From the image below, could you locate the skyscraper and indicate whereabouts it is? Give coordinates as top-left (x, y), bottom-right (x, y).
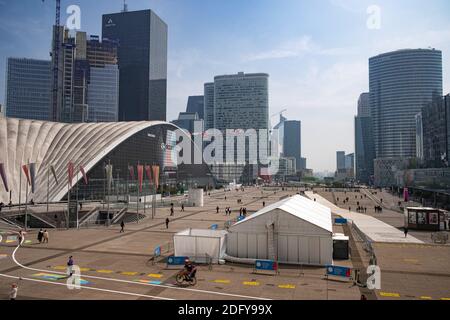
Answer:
top-left (214, 72), bottom-right (269, 132)
top-left (204, 72), bottom-right (269, 183)
top-left (86, 36), bottom-right (120, 122)
top-left (204, 82), bottom-right (215, 130)
top-left (369, 49), bottom-right (443, 186)
top-left (421, 95), bottom-right (449, 167)
top-left (369, 49), bottom-right (442, 159)
top-left (5, 58), bottom-right (52, 121)
top-left (336, 151), bottom-right (346, 171)
top-left (51, 30), bottom-right (119, 123)
top-left (186, 96), bottom-right (204, 120)
top-left (283, 120), bottom-right (302, 170)
top-left (102, 9), bottom-right (168, 121)
top-left (355, 92), bottom-right (375, 184)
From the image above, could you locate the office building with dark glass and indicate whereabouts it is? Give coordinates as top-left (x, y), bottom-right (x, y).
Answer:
top-left (5, 58), bottom-right (52, 120)
top-left (355, 92), bottom-right (375, 184)
top-left (369, 49), bottom-right (443, 186)
top-left (102, 9), bottom-right (168, 121)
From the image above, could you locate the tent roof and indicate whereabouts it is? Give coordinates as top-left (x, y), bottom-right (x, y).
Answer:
top-left (232, 195), bottom-right (333, 233)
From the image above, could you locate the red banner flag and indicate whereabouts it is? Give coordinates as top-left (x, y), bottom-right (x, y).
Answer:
top-left (80, 165), bottom-right (88, 185)
top-left (0, 163), bottom-right (9, 192)
top-left (68, 162), bottom-right (74, 188)
top-left (145, 165), bottom-right (152, 183)
top-left (137, 165), bottom-right (144, 193)
top-left (128, 165), bottom-right (135, 181)
top-left (152, 165), bottom-right (160, 189)
top-left (22, 164), bottom-right (31, 186)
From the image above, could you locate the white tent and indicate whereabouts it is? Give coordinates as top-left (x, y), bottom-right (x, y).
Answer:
top-left (174, 229), bottom-right (227, 264)
top-left (226, 195), bottom-right (333, 266)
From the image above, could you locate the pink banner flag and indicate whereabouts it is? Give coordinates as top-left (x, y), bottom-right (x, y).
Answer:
top-left (68, 162), bottom-right (74, 188)
top-left (152, 165), bottom-right (160, 189)
top-left (22, 165), bottom-right (31, 186)
top-left (0, 163), bottom-right (9, 192)
top-left (145, 165), bottom-right (152, 183)
top-left (137, 165), bottom-right (144, 193)
top-left (403, 188), bottom-right (409, 202)
top-left (80, 165), bottom-right (88, 185)
top-left (128, 165), bottom-right (135, 181)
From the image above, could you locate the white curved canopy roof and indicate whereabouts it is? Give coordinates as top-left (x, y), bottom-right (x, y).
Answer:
top-left (0, 117), bottom-right (177, 204)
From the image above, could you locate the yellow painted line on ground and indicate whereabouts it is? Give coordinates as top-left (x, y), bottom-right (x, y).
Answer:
top-left (213, 280), bottom-right (230, 284)
top-left (147, 274), bottom-right (163, 278)
top-left (440, 298), bottom-right (450, 301)
top-left (5, 240), bottom-right (16, 243)
top-left (243, 281), bottom-right (260, 286)
top-left (380, 292), bottom-right (401, 298)
top-left (120, 272), bottom-right (138, 276)
top-left (420, 296), bottom-right (433, 300)
top-left (52, 266), bottom-right (67, 270)
top-left (403, 259), bottom-right (419, 263)
top-left (278, 284), bottom-right (296, 289)
top-left (80, 268), bottom-right (91, 272)
top-left (96, 269), bottom-right (114, 274)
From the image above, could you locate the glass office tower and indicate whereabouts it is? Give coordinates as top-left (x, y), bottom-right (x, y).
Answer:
top-left (5, 58), bottom-right (52, 120)
top-left (369, 49), bottom-right (443, 159)
top-left (102, 9), bottom-right (168, 121)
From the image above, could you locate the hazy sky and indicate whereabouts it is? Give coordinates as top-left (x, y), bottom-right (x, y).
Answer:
top-left (0, 0), bottom-right (449, 172)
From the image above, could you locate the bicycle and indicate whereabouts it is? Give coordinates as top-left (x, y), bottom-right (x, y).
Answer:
top-left (175, 270), bottom-right (197, 286)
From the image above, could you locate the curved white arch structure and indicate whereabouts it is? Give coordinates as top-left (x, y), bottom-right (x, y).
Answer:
top-left (0, 117), bottom-right (180, 204)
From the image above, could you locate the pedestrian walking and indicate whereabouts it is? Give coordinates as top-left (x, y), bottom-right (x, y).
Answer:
top-left (18, 229), bottom-right (25, 245)
top-left (120, 221), bottom-right (125, 233)
top-left (79, 202), bottom-right (83, 211)
top-left (216, 206), bottom-right (219, 214)
top-left (181, 204), bottom-right (185, 212)
top-left (9, 283), bottom-right (18, 301)
top-left (404, 227), bottom-right (408, 238)
top-left (43, 230), bottom-right (49, 243)
top-left (37, 229), bottom-right (44, 244)
top-left (67, 256), bottom-right (74, 276)
top-left (170, 207), bottom-right (174, 216)
top-left (262, 201), bottom-right (265, 207)
top-left (165, 218), bottom-right (170, 229)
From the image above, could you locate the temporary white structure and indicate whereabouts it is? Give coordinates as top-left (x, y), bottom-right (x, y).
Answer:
top-left (187, 188), bottom-right (204, 207)
top-left (226, 195), bottom-right (333, 266)
top-left (174, 229), bottom-right (227, 264)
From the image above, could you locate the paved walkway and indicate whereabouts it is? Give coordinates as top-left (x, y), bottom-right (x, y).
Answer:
top-left (305, 191), bottom-right (423, 244)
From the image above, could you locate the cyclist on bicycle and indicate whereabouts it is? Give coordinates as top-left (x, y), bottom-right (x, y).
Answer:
top-left (183, 258), bottom-right (197, 281)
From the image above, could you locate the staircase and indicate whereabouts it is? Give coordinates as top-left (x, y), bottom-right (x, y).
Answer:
top-left (111, 207), bottom-right (128, 224)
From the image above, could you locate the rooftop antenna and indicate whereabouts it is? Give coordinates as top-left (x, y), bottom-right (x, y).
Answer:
top-left (122, 0), bottom-right (128, 12)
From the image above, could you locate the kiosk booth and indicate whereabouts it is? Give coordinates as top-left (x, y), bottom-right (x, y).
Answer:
top-left (405, 207), bottom-right (449, 231)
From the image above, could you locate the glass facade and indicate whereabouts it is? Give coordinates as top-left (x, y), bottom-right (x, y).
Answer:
top-left (102, 9), bottom-right (168, 121)
top-left (421, 95), bottom-right (448, 167)
top-left (355, 93), bottom-right (375, 183)
top-left (186, 95), bottom-right (204, 120)
top-left (72, 124), bottom-right (176, 201)
top-left (283, 120), bottom-right (302, 171)
top-left (5, 58), bottom-right (52, 120)
top-left (87, 65), bottom-right (119, 122)
top-left (204, 82), bottom-right (215, 130)
top-left (369, 49), bottom-right (443, 159)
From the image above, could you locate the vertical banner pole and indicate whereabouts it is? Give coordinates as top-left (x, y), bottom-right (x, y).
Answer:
top-left (18, 166), bottom-right (22, 216)
top-left (46, 165), bottom-right (49, 216)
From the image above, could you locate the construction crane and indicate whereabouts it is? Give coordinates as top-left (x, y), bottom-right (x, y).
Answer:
top-left (42, 0), bottom-right (61, 122)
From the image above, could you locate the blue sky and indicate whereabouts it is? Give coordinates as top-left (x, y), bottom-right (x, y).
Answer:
top-left (1, 0), bottom-right (449, 171)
